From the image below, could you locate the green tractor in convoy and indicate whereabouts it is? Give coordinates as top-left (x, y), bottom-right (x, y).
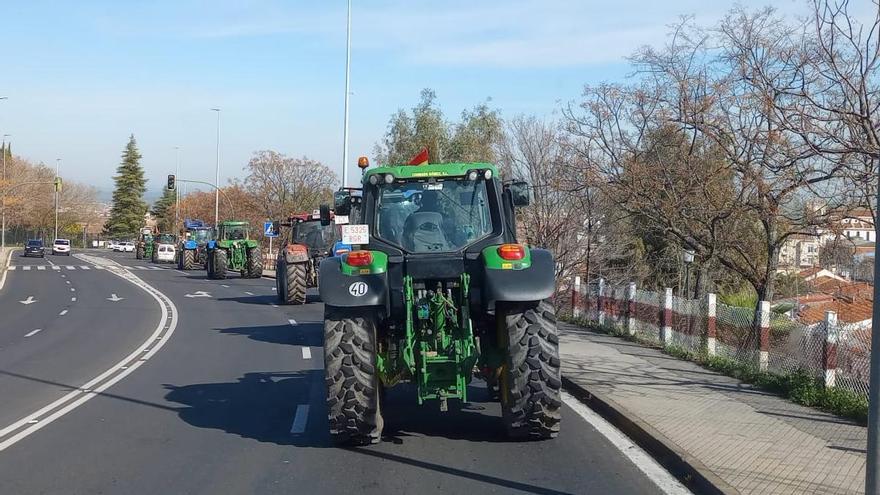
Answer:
top-left (135, 227), bottom-right (155, 260)
top-left (206, 220), bottom-right (263, 280)
top-left (318, 158), bottom-right (561, 445)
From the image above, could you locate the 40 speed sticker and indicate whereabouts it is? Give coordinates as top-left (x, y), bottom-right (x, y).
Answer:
top-left (348, 281), bottom-right (368, 297)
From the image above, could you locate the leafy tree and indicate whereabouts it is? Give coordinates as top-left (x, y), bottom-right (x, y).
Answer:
top-left (375, 88), bottom-right (501, 164)
top-left (104, 135), bottom-right (147, 238)
top-left (151, 186), bottom-right (177, 233)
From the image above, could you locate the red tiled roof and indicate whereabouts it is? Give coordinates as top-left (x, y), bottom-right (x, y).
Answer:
top-left (799, 298), bottom-right (874, 324)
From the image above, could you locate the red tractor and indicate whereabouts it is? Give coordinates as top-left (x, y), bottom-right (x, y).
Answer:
top-left (275, 210), bottom-right (339, 304)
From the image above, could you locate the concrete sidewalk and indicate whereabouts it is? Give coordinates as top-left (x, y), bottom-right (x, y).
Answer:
top-left (560, 323), bottom-right (866, 495)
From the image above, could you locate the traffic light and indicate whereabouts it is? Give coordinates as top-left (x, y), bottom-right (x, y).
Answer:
top-left (167, 174), bottom-right (176, 190)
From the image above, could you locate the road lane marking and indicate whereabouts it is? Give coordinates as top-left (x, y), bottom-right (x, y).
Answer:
top-left (70, 288), bottom-right (75, 292)
top-left (59, 310), bottom-right (68, 316)
top-left (37, 265), bottom-right (45, 270)
top-left (245, 291), bottom-right (254, 296)
top-left (184, 291), bottom-right (212, 298)
top-left (65, 265), bottom-right (75, 270)
top-left (271, 304), bottom-right (278, 308)
top-left (22, 266), bottom-right (30, 271)
top-left (45, 258), bottom-right (55, 266)
top-left (71, 297), bottom-right (76, 302)
top-left (221, 284), bottom-right (229, 288)
top-left (290, 405), bottom-right (310, 434)
top-left (107, 293), bottom-right (124, 302)
top-left (51, 266), bottom-right (60, 270)
top-left (0, 253), bottom-right (180, 452)
top-left (65, 280), bottom-right (70, 284)
top-left (79, 266), bottom-right (89, 270)
top-left (561, 392), bottom-right (691, 495)
top-left (24, 329), bottom-right (42, 338)
top-left (0, 249), bottom-right (16, 291)
top-left (301, 347), bottom-right (312, 359)
top-left (19, 296), bottom-right (37, 305)
top-left (6, 265), bottom-right (15, 271)
top-left (289, 319), bottom-right (297, 326)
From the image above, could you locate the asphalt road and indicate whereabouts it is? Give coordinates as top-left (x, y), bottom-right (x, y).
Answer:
top-left (0, 248), bottom-right (684, 494)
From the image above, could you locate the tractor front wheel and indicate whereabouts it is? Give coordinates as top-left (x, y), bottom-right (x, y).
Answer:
top-left (498, 300), bottom-right (562, 440)
top-left (324, 308), bottom-right (383, 445)
top-left (211, 249), bottom-right (227, 280)
top-left (280, 259), bottom-right (307, 305)
top-left (246, 246), bottom-right (263, 278)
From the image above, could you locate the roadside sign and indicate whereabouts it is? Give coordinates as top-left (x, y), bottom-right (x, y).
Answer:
top-left (264, 221), bottom-right (278, 238)
top-left (342, 224), bottom-right (369, 245)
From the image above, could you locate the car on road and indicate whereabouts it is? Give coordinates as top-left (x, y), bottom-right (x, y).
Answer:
top-left (52, 239), bottom-right (71, 256)
top-left (121, 242), bottom-right (135, 253)
top-left (155, 244), bottom-right (176, 263)
top-left (23, 239), bottom-right (45, 258)
top-left (107, 240), bottom-right (120, 250)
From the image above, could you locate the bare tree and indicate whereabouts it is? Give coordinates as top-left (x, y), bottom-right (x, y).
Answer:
top-left (237, 151), bottom-right (337, 221)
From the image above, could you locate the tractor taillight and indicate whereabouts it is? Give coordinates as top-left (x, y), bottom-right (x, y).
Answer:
top-left (497, 244), bottom-right (525, 261)
top-left (346, 250), bottom-right (373, 267)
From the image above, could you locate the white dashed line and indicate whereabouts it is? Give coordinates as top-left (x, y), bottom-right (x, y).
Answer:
top-left (58, 310), bottom-right (68, 316)
top-left (71, 297), bottom-right (76, 302)
top-left (221, 284), bottom-right (229, 288)
top-left (70, 288), bottom-right (75, 292)
top-left (37, 266), bottom-right (45, 270)
top-left (245, 291), bottom-right (254, 296)
top-left (22, 266), bottom-right (31, 271)
top-left (290, 405), bottom-right (310, 434)
top-left (301, 347), bottom-right (312, 359)
top-left (65, 265), bottom-right (75, 270)
top-left (24, 329), bottom-right (42, 338)
top-left (65, 280), bottom-right (70, 284)
top-left (288, 319), bottom-right (297, 326)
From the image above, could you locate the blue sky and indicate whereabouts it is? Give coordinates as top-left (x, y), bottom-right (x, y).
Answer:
top-left (0, 0), bottom-right (817, 199)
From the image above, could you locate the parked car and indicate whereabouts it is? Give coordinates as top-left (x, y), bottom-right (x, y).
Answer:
top-left (122, 242), bottom-right (135, 253)
top-left (23, 239), bottom-right (45, 258)
top-left (52, 239), bottom-right (71, 256)
top-left (107, 240), bottom-right (120, 250)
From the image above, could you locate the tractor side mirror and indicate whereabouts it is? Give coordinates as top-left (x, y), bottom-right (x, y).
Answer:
top-left (319, 204), bottom-right (332, 226)
top-left (507, 181), bottom-right (531, 207)
top-left (334, 190), bottom-right (352, 215)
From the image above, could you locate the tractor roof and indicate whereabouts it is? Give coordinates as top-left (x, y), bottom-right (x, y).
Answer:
top-left (363, 162), bottom-right (498, 182)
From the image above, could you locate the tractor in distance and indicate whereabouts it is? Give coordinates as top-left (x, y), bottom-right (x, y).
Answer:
top-left (135, 227), bottom-right (155, 260)
top-left (206, 220), bottom-right (263, 280)
top-left (318, 155), bottom-right (561, 445)
top-left (151, 233), bottom-right (178, 263)
top-left (274, 210), bottom-right (338, 305)
top-left (178, 219), bottom-right (214, 270)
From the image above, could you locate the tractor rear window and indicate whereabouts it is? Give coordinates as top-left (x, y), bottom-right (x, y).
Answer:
top-left (375, 178), bottom-right (493, 253)
top-left (294, 221), bottom-right (336, 251)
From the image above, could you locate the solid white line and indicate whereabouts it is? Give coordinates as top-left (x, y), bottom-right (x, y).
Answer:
top-left (58, 310), bottom-right (68, 316)
top-left (301, 347), bottom-right (312, 359)
top-left (290, 405), bottom-right (310, 434)
top-left (288, 319), bottom-right (297, 326)
top-left (0, 254), bottom-right (180, 452)
top-left (0, 249), bottom-right (18, 291)
top-left (24, 329), bottom-right (42, 338)
top-left (245, 291), bottom-right (254, 296)
top-left (561, 392), bottom-right (692, 495)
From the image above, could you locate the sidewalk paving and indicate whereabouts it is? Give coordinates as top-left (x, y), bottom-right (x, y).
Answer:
top-left (559, 323), bottom-right (867, 495)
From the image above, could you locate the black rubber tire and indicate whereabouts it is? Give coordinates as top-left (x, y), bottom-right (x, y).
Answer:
top-left (245, 246), bottom-right (263, 278)
top-left (206, 250), bottom-right (214, 278)
top-left (181, 250), bottom-right (195, 270)
top-left (324, 308), bottom-right (383, 445)
top-left (499, 300), bottom-right (562, 440)
top-left (212, 249), bottom-right (227, 280)
top-left (136, 246), bottom-right (144, 260)
top-left (281, 260), bottom-right (307, 305)
top-left (151, 249), bottom-right (158, 263)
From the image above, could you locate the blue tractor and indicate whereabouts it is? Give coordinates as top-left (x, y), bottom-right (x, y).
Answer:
top-left (178, 219), bottom-right (215, 270)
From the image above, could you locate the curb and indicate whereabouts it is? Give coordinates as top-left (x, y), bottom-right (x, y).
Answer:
top-left (562, 376), bottom-right (737, 495)
top-left (0, 248), bottom-right (16, 292)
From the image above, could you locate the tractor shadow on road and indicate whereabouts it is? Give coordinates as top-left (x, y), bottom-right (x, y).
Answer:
top-left (216, 293), bottom-right (322, 306)
top-left (218, 322), bottom-right (324, 348)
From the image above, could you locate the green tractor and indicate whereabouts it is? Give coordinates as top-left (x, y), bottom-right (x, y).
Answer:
top-left (135, 227), bottom-right (155, 260)
top-left (318, 161), bottom-right (560, 445)
top-left (206, 221), bottom-right (263, 280)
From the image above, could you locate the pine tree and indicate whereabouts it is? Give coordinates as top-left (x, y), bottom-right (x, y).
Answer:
top-left (104, 135), bottom-right (147, 237)
top-left (151, 186), bottom-right (176, 232)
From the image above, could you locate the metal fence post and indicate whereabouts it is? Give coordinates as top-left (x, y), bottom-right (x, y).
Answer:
top-left (598, 278), bottom-right (606, 326)
top-left (823, 310), bottom-right (839, 388)
top-left (706, 293), bottom-right (717, 357)
top-left (661, 288), bottom-right (672, 345)
top-left (758, 301), bottom-right (770, 371)
top-left (627, 282), bottom-right (637, 336)
top-left (572, 276), bottom-right (582, 319)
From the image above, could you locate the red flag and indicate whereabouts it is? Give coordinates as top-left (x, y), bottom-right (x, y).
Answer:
top-left (407, 148), bottom-right (429, 165)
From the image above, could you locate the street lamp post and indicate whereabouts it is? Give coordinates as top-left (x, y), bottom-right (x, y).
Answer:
top-left (865, 161), bottom-right (880, 493)
top-left (174, 146), bottom-right (180, 232)
top-left (1, 133), bottom-right (9, 248)
top-left (341, 0), bottom-right (352, 188)
top-left (210, 108), bottom-right (220, 225)
top-left (683, 249), bottom-right (695, 298)
top-left (55, 158), bottom-right (61, 241)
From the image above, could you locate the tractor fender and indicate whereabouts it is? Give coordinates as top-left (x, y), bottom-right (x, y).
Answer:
top-left (318, 257), bottom-right (387, 308)
top-left (184, 239), bottom-right (198, 250)
top-left (481, 247), bottom-right (555, 305)
top-left (283, 244), bottom-right (310, 264)
top-left (207, 240), bottom-right (217, 250)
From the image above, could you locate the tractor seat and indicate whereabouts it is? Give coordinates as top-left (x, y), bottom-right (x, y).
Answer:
top-left (403, 212), bottom-right (449, 252)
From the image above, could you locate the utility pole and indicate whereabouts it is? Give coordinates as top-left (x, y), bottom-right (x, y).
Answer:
top-left (867, 158), bottom-right (880, 493)
top-left (210, 108), bottom-right (221, 225)
top-left (341, 0), bottom-right (352, 188)
top-left (54, 158), bottom-right (61, 241)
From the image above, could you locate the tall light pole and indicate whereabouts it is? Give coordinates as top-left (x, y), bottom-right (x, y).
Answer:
top-left (54, 158), bottom-right (61, 241)
top-left (341, 0), bottom-right (352, 188)
top-left (865, 158), bottom-right (880, 493)
top-left (210, 108), bottom-right (220, 225)
top-left (1, 132), bottom-right (9, 249)
top-left (174, 146), bottom-right (180, 232)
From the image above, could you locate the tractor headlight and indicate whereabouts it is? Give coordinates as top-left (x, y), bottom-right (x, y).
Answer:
top-left (384, 173), bottom-right (395, 184)
top-left (484, 169), bottom-right (493, 180)
top-left (369, 174), bottom-right (379, 185)
top-left (467, 170), bottom-right (478, 181)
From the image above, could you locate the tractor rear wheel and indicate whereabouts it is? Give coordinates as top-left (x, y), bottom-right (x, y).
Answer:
top-left (280, 260), bottom-right (307, 305)
top-left (181, 250), bottom-right (195, 270)
top-left (324, 308), bottom-right (383, 445)
top-left (246, 247), bottom-right (263, 278)
top-left (498, 300), bottom-right (562, 440)
top-left (212, 249), bottom-right (227, 280)
top-left (136, 246), bottom-right (144, 259)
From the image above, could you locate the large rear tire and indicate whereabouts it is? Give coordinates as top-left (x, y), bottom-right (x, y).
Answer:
top-left (499, 300), bottom-right (562, 440)
top-left (324, 308), bottom-right (383, 445)
top-left (280, 260), bottom-right (307, 305)
top-left (136, 246), bottom-right (144, 259)
top-left (212, 249), bottom-right (227, 280)
top-left (246, 246), bottom-right (263, 278)
top-left (181, 250), bottom-right (195, 270)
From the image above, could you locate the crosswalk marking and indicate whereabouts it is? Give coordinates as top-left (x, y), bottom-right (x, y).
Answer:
top-left (22, 266), bottom-right (31, 271)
